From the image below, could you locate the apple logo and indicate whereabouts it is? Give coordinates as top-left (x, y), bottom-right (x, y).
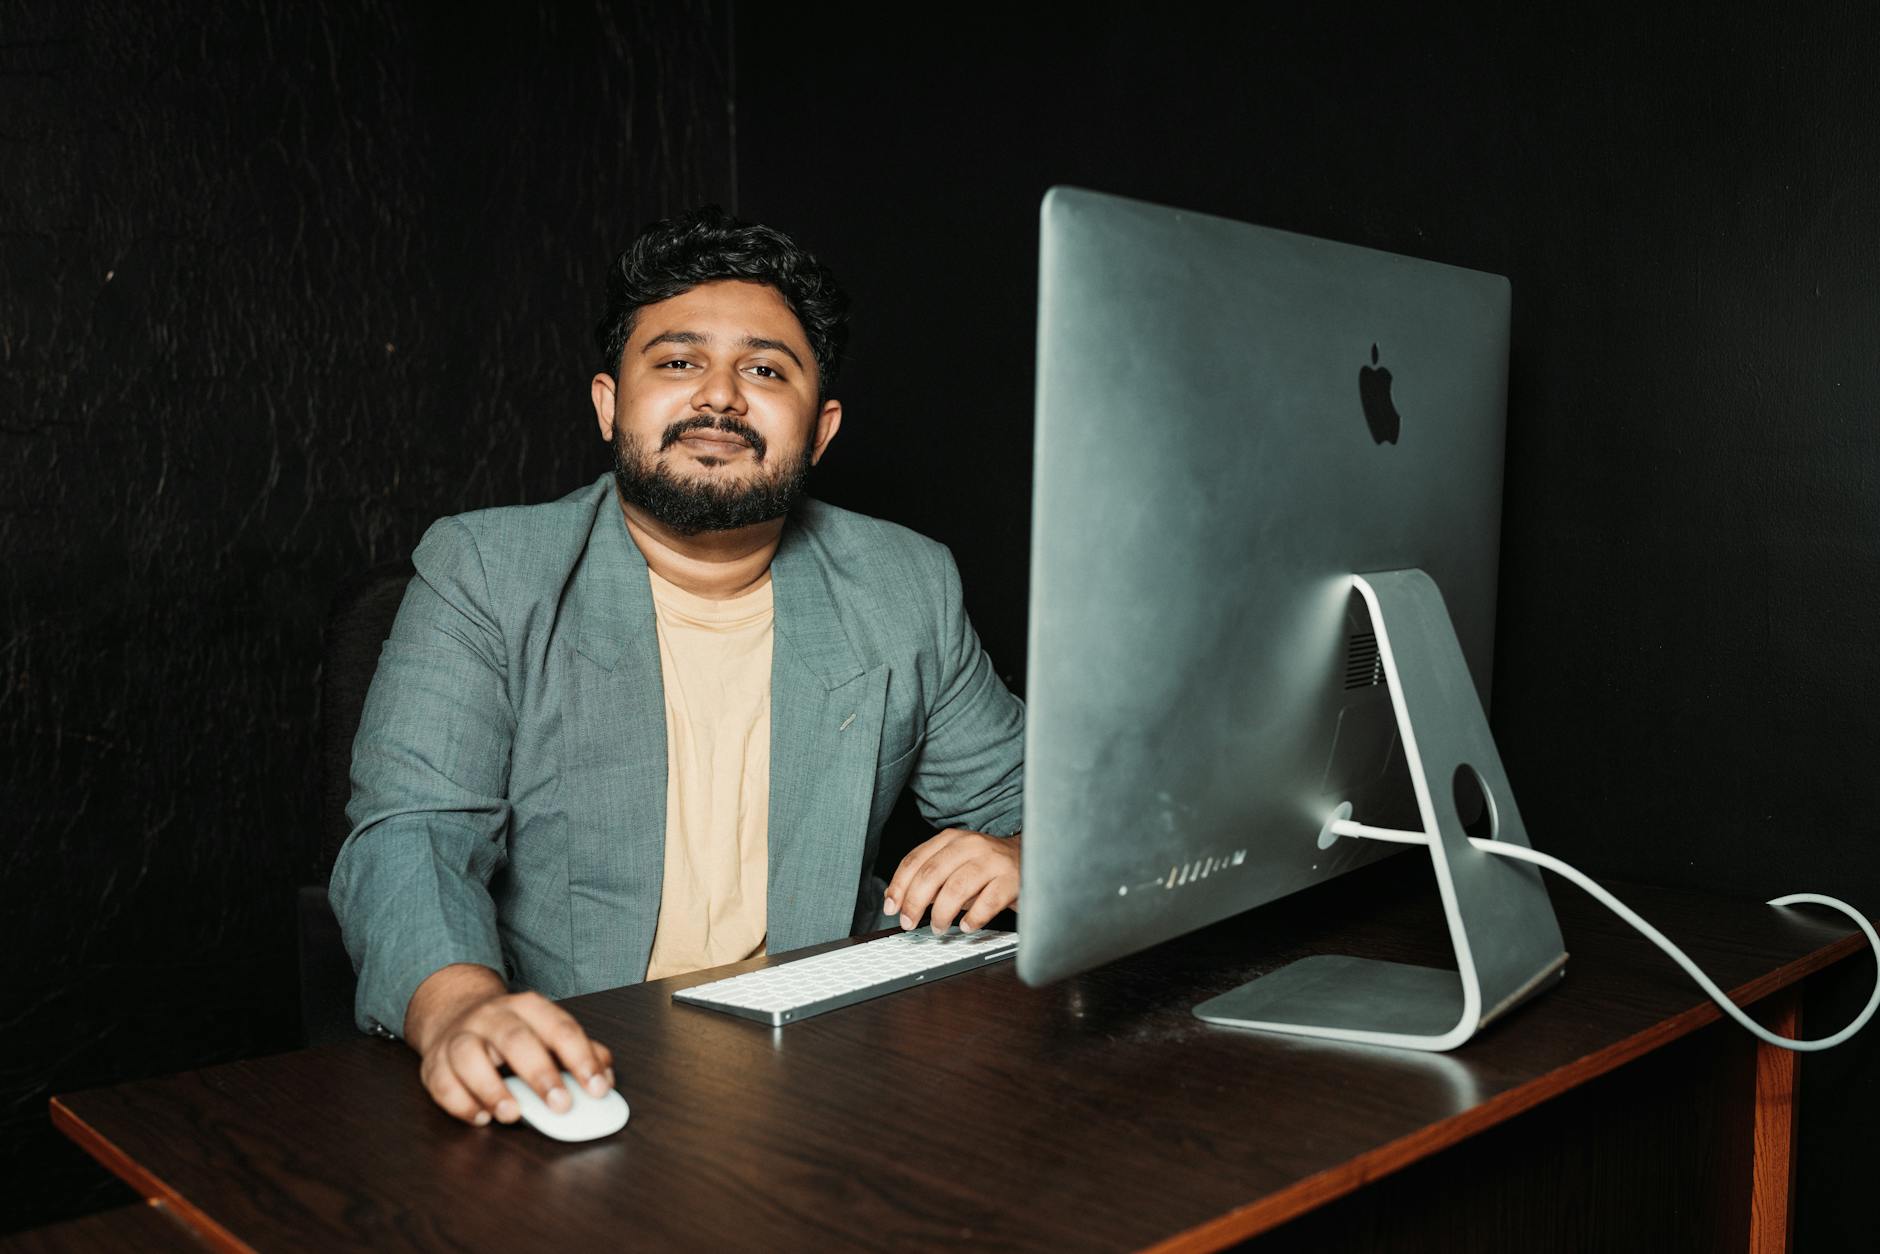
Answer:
top-left (1358, 343), bottom-right (1401, 445)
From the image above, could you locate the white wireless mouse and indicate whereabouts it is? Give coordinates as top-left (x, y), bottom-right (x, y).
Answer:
top-left (503, 1071), bottom-right (630, 1142)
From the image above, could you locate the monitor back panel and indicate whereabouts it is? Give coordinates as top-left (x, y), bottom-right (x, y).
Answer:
top-left (1020, 187), bottom-right (1512, 986)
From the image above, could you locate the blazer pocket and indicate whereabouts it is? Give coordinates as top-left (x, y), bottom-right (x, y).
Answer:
top-left (867, 734), bottom-right (926, 835)
top-left (879, 733), bottom-right (924, 776)
top-left (872, 734), bottom-right (925, 811)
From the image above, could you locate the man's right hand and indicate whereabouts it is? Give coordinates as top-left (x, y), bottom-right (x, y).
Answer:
top-left (404, 963), bottom-right (616, 1127)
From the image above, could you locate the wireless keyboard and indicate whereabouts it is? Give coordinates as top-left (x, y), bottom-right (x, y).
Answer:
top-left (672, 928), bottom-right (1020, 1025)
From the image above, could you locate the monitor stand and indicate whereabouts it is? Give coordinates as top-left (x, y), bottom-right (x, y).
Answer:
top-left (1193, 569), bottom-right (1568, 1051)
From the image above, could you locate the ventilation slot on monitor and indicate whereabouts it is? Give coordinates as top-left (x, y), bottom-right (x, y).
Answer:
top-left (1345, 631), bottom-right (1383, 690)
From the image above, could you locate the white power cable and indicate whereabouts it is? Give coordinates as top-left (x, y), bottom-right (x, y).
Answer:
top-left (1328, 819), bottom-right (1880, 1052)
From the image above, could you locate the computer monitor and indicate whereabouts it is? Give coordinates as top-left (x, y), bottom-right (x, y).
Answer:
top-left (1016, 187), bottom-right (1567, 1051)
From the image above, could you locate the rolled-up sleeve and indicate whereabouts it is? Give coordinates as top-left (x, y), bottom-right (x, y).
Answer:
top-left (329, 518), bottom-right (516, 1037)
top-left (907, 546), bottom-right (1025, 837)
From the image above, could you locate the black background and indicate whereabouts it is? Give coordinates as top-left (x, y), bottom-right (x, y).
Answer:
top-left (5, 2), bottom-right (1878, 1246)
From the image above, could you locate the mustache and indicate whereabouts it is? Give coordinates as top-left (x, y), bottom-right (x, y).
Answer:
top-left (659, 414), bottom-right (767, 460)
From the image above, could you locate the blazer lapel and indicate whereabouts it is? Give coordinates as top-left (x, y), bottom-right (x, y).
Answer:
top-left (562, 499), bottom-right (667, 992)
top-left (766, 526), bottom-right (890, 954)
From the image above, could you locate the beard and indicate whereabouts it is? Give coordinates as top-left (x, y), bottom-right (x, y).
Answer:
top-left (612, 413), bottom-right (815, 536)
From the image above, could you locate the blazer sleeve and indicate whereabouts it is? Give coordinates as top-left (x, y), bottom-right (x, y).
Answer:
top-left (328, 518), bottom-right (516, 1037)
top-left (905, 545), bottom-right (1025, 837)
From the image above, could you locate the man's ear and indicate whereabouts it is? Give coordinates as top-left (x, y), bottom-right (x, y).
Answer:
top-left (809, 398), bottom-right (843, 465)
top-left (591, 373), bottom-right (619, 441)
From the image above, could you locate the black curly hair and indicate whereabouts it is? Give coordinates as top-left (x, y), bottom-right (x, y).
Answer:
top-left (594, 206), bottom-right (850, 400)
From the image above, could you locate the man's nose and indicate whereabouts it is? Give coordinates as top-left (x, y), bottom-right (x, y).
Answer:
top-left (690, 363), bottom-right (745, 413)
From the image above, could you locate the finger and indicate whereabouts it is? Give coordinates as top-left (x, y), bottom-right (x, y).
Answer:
top-left (883, 829), bottom-right (961, 919)
top-left (593, 1041), bottom-right (616, 1093)
top-left (423, 1057), bottom-right (493, 1127)
top-left (959, 871), bottom-right (1021, 933)
top-left (927, 861), bottom-right (997, 936)
top-left (491, 1016), bottom-right (572, 1113)
top-left (883, 835), bottom-right (939, 922)
top-left (896, 838), bottom-right (984, 930)
top-left (445, 1031), bottom-right (517, 1123)
top-left (519, 998), bottom-right (608, 1098)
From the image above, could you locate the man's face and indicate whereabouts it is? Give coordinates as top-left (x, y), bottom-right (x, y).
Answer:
top-left (592, 279), bottom-right (841, 537)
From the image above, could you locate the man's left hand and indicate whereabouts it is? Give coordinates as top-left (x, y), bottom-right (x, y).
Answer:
top-left (883, 828), bottom-right (1021, 935)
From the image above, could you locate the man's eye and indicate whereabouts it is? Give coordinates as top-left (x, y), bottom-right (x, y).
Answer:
top-left (748, 364), bottom-right (781, 379)
top-left (658, 359), bottom-right (696, 370)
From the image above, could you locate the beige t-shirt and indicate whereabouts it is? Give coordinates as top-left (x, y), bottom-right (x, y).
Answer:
top-left (643, 568), bottom-right (774, 982)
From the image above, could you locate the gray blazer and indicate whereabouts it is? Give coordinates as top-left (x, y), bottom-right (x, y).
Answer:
top-left (331, 475), bottom-right (1025, 1036)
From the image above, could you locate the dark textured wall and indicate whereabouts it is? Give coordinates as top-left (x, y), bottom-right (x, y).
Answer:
top-left (1, 0), bottom-right (732, 1231)
top-left (736, 6), bottom-right (1879, 1249)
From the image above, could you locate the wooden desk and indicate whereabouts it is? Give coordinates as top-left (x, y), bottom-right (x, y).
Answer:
top-left (51, 866), bottom-right (1863, 1252)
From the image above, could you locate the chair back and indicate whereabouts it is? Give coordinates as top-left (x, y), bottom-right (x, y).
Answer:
top-left (300, 559), bottom-right (414, 1045)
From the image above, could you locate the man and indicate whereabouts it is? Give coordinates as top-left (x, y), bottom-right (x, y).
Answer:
top-left (331, 207), bottom-right (1025, 1129)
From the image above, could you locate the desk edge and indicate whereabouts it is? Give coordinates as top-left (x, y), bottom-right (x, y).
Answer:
top-left (48, 1097), bottom-right (257, 1254)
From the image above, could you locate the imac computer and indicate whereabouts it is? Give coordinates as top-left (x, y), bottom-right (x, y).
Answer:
top-left (1016, 187), bottom-right (1567, 1051)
